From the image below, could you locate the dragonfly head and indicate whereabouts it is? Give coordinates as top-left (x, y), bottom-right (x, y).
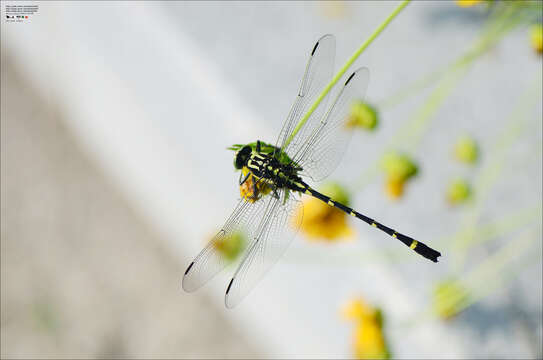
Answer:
top-left (234, 145), bottom-right (252, 170)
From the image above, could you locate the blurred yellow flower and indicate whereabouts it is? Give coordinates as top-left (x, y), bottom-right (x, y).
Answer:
top-left (319, 0), bottom-right (347, 19)
top-left (447, 178), bottom-right (472, 205)
top-left (342, 297), bottom-right (377, 322)
top-left (381, 151), bottom-right (418, 200)
top-left (530, 24), bottom-right (543, 54)
top-left (342, 298), bottom-right (390, 360)
top-left (385, 178), bottom-right (405, 200)
top-left (433, 279), bottom-right (470, 319)
top-left (212, 230), bottom-right (246, 262)
top-left (456, 0), bottom-right (483, 7)
top-left (295, 182), bottom-right (355, 241)
top-left (347, 101), bottom-right (379, 131)
top-left (239, 166), bottom-right (271, 203)
top-left (354, 322), bottom-right (389, 360)
top-left (454, 135), bottom-right (479, 164)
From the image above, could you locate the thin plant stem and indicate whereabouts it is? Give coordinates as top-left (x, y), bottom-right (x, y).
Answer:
top-left (407, 227), bottom-right (540, 326)
top-left (394, 5), bottom-right (524, 153)
top-left (285, 202), bottom-right (541, 266)
top-left (443, 205), bottom-right (542, 251)
top-left (377, 67), bottom-right (445, 110)
top-left (401, 68), bottom-right (469, 154)
top-left (283, 0), bottom-right (411, 149)
top-left (351, 4), bottom-right (523, 191)
top-left (378, 3), bottom-right (520, 110)
top-left (452, 75), bottom-right (543, 271)
top-left (436, 227), bottom-right (540, 318)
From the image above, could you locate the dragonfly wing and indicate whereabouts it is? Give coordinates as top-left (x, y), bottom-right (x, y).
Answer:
top-left (182, 197), bottom-right (270, 292)
top-left (225, 190), bottom-right (303, 308)
top-left (276, 34), bottom-right (335, 154)
top-left (293, 67), bottom-right (370, 181)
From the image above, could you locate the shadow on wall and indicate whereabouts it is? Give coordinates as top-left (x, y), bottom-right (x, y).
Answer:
top-left (0, 53), bottom-right (260, 359)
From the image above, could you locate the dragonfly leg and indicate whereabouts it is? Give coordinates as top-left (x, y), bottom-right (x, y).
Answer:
top-left (272, 187), bottom-right (280, 200)
top-left (256, 140), bottom-right (262, 152)
top-left (239, 171), bottom-right (251, 185)
top-left (252, 177), bottom-right (257, 198)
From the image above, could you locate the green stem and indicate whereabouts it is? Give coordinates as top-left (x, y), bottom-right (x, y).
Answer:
top-left (377, 67), bottom-right (445, 110)
top-left (377, 16), bottom-right (501, 111)
top-left (445, 205), bottom-right (542, 252)
top-left (435, 227), bottom-right (541, 318)
top-left (351, 4), bottom-right (522, 191)
top-left (452, 75), bottom-right (543, 271)
top-left (401, 68), bottom-right (469, 154)
top-left (399, 0), bottom-right (535, 110)
top-left (389, 3), bottom-right (520, 154)
top-left (285, 202), bottom-right (540, 267)
top-left (403, 227), bottom-right (541, 326)
top-left (283, 0), bottom-right (411, 149)
top-left (378, 3), bottom-right (518, 107)
top-left (464, 228), bottom-right (540, 290)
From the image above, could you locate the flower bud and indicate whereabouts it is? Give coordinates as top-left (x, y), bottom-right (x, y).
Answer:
top-left (454, 135), bottom-right (479, 164)
top-left (447, 178), bottom-right (472, 205)
top-left (531, 24), bottom-right (543, 54)
top-left (348, 101), bottom-right (379, 131)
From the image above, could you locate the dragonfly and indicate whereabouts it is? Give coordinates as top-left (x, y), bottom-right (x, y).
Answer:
top-left (183, 34), bottom-right (441, 308)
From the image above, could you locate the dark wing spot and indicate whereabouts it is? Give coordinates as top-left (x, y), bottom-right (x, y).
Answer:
top-left (226, 278), bottom-right (234, 294)
top-left (311, 41), bottom-right (319, 56)
top-left (184, 262), bottom-right (194, 276)
top-left (345, 72), bottom-right (356, 85)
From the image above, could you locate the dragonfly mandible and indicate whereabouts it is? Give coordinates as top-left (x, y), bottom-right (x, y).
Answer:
top-left (183, 34), bottom-right (441, 308)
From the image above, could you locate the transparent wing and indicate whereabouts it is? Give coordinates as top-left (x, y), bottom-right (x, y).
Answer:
top-left (225, 190), bottom-right (303, 308)
top-left (293, 67), bottom-right (370, 181)
top-left (182, 197), bottom-right (269, 292)
top-left (276, 34), bottom-right (335, 155)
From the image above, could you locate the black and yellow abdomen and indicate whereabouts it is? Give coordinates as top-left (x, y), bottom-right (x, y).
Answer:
top-left (293, 179), bottom-right (441, 262)
top-left (241, 149), bottom-right (441, 263)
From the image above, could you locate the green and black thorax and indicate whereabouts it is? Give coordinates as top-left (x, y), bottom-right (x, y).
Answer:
top-left (233, 140), bottom-right (305, 192)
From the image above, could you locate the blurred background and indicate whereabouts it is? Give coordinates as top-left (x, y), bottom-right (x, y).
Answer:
top-left (1, 1), bottom-right (541, 358)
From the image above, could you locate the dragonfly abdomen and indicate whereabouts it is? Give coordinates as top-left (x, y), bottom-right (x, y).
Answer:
top-left (297, 181), bottom-right (441, 263)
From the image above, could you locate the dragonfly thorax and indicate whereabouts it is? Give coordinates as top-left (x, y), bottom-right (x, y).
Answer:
top-left (233, 141), bottom-right (303, 193)
top-left (245, 151), bottom-right (301, 190)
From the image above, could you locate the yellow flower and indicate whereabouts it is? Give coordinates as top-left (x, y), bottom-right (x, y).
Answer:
top-left (295, 182), bottom-right (355, 241)
top-left (530, 24), bottom-right (543, 54)
top-left (347, 101), bottom-right (379, 131)
top-left (239, 166), bottom-right (272, 203)
top-left (456, 0), bottom-right (483, 8)
top-left (381, 151), bottom-right (418, 200)
top-left (342, 298), bottom-right (390, 360)
top-left (446, 178), bottom-right (472, 205)
top-left (341, 297), bottom-right (377, 322)
top-left (454, 135), bottom-right (479, 164)
top-left (433, 279), bottom-right (470, 319)
top-left (385, 177), bottom-right (405, 200)
top-left (354, 322), bottom-right (389, 360)
top-left (212, 230), bottom-right (247, 262)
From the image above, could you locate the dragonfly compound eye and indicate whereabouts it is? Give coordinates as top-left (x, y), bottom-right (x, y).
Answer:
top-left (234, 146), bottom-right (252, 170)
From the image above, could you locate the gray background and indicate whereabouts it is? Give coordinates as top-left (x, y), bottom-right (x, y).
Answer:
top-left (2, 1), bottom-right (542, 358)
